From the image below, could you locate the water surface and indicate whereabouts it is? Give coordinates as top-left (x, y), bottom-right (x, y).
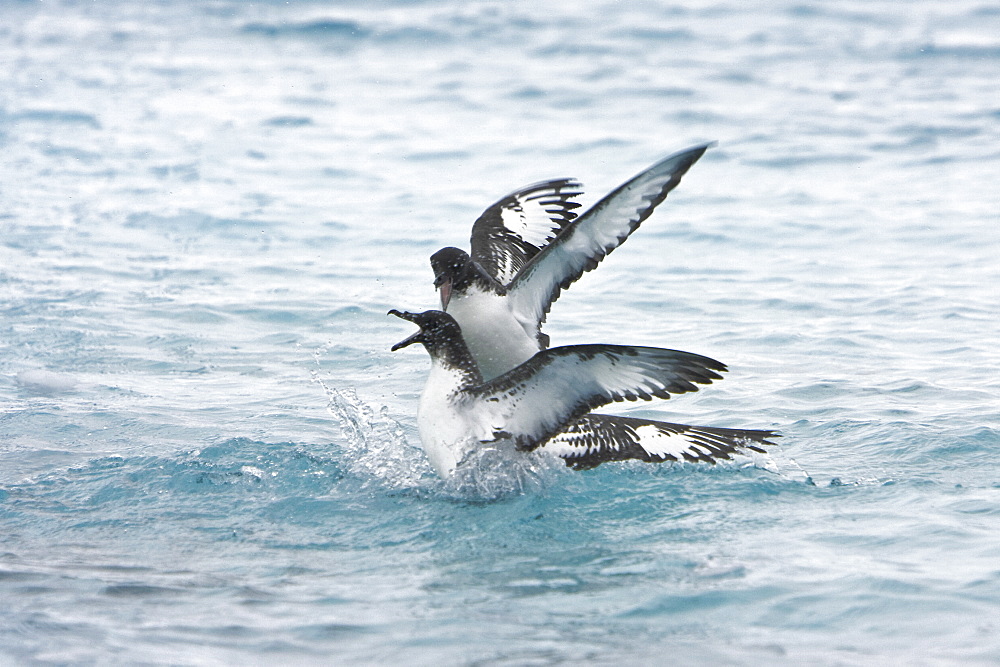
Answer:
top-left (2, 1), bottom-right (999, 663)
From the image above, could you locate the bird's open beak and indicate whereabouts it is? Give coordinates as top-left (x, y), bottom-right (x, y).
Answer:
top-left (391, 331), bottom-right (422, 351)
top-left (438, 278), bottom-right (452, 310)
top-left (388, 310), bottom-right (422, 351)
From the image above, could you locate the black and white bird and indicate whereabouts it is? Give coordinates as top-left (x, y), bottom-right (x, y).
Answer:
top-left (389, 309), bottom-right (772, 478)
top-left (422, 145), bottom-right (777, 473)
top-left (430, 142), bottom-right (713, 381)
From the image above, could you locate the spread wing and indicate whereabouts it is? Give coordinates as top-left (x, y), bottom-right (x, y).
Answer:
top-left (470, 179), bottom-right (583, 286)
top-left (468, 344), bottom-right (725, 450)
top-left (539, 413), bottom-right (778, 469)
top-left (507, 142), bottom-right (714, 336)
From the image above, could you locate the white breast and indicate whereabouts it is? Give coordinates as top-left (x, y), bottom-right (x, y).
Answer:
top-left (416, 361), bottom-right (479, 478)
top-left (446, 287), bottom-right (540, 381)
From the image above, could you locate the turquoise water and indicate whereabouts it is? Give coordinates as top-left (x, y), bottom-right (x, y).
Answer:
top-left (2, 0), bottom-right (999, 663)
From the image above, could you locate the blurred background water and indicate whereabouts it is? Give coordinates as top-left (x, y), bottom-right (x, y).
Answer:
top-left (2, 0), bottom-right (999, 663)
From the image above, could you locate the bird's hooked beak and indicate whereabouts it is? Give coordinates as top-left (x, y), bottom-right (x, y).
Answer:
top-left (432, 268), bottom-right (453, 309)
top-left (437, 277), bottom-right (452, 310)
top-left (388, 309), bottom-right (423, 351)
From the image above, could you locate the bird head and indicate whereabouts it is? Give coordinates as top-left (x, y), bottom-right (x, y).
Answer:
top-left (429, 247), bottom-right (470, 309)
top-left (389, 309), bottom-right (464, 353)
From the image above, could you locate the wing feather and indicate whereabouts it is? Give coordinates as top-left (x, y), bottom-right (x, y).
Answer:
top-left (468, 344), bottom-right (725, 450)
top-left (507, 143), bottom-right (714, 336)
top-left (539, 414), bottom-right (778, 469)
top-left (470, 179), bottom-right (584, 286)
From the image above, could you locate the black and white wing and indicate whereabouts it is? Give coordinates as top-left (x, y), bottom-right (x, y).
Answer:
top-left (470, 179), bottom-right (583, 286)
top-left (507, 142), bottom-right (714, 336)
top-left (540, 413), bottom-right (778, 470)
top-left (469, 344), bottom-right (726, 450)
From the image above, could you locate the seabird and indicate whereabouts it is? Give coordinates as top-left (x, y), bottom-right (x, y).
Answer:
top-left (389, 309), bottom-right (771, 479)
top-left (422, 145), bottom-right (777, 470)
top-left (430, 142), bottom-right (713, 380)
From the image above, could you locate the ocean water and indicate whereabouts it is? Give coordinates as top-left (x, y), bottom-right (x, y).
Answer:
top-left (2, 0), bottom-right (999, 663)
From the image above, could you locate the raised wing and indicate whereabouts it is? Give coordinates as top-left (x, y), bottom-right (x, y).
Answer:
top-left (468, 344), bottom-right (725, 450)
top-left (470, 178), bottom-right (583, 286)
top-left (539, 413), bottom-right (778, 469)
top-left (507, 142), bottom-right (714, 336)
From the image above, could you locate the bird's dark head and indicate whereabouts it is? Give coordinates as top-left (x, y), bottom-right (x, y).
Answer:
top-left (429, 247), bottom-right (471, 308)
top-left (389, 309), bottom-right (464, 353)
top-left (430, 247), bottom-right (469, 287)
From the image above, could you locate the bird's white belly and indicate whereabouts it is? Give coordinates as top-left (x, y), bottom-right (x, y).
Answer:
top-left (446, 291), bottom-right (539, 381)
top-left (417, 364), bottom-right (480, 478)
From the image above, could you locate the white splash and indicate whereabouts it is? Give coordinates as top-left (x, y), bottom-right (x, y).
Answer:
top-left (16, 369), bottom-right (79, 394)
